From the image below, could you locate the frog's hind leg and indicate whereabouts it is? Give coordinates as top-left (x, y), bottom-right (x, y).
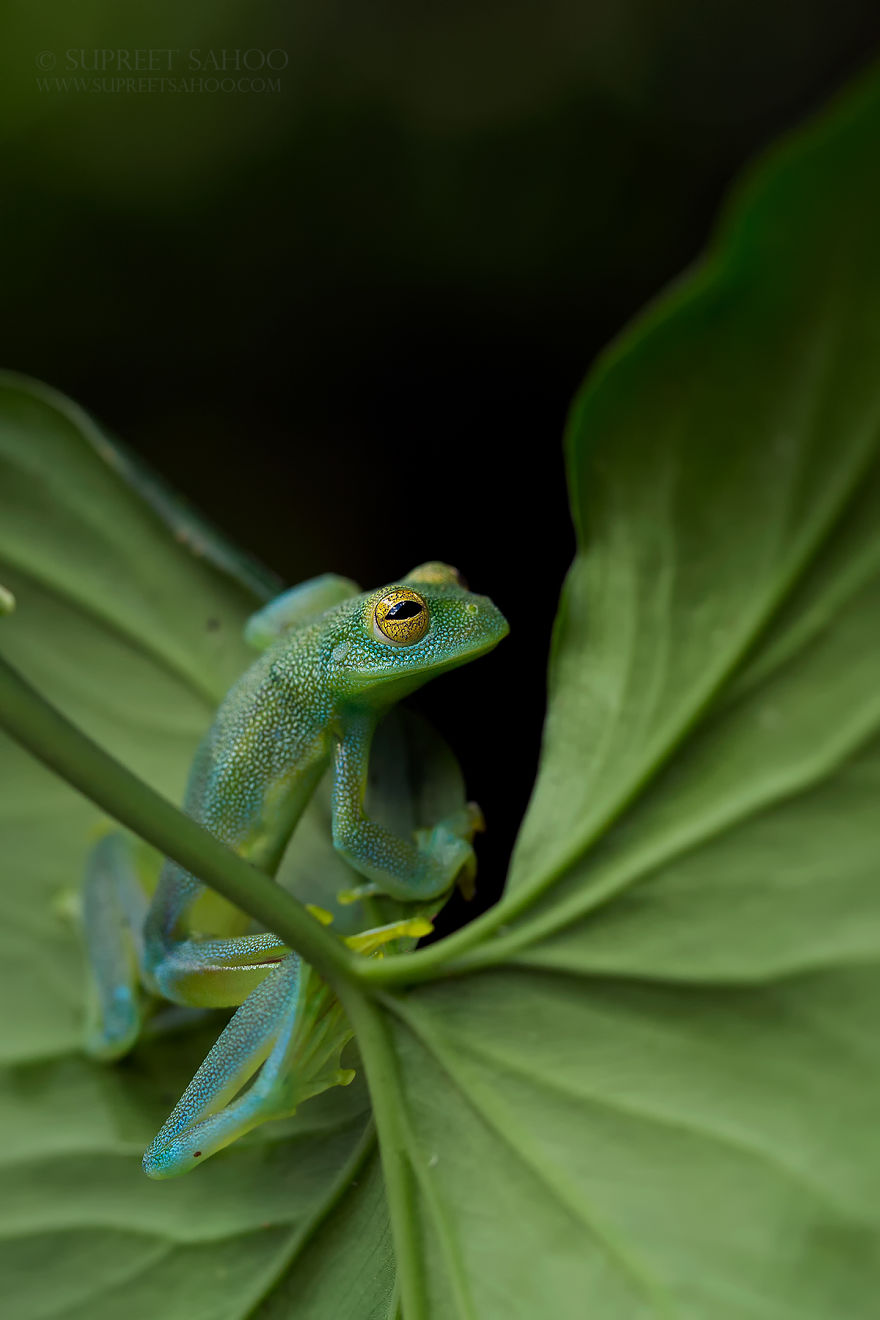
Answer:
top-left (82, 831), bottom-right (150, 1060)
top-left (143, 955), bottom-right (352, 1178)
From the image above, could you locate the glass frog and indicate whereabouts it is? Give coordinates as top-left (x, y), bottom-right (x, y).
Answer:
top-left (81, 562), bottom-right (508, 1177)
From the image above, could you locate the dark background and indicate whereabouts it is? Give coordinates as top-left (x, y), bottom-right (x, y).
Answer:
top-left (2, 2), bottom-right (878, 925)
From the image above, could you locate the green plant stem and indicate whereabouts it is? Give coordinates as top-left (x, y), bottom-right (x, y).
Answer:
top-left (354, 901), bottom-right (517, 986)
top-left (334, 985), bottom-right (427, 1320)
top-left (0, 652), bottom-right (356, 990)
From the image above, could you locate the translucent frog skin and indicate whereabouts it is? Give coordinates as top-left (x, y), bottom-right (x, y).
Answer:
top-left (81, 562), bottom-right (508, 1177)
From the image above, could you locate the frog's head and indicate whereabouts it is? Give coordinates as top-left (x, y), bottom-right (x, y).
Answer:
top-left (327, 562), bottom-right (509, 705)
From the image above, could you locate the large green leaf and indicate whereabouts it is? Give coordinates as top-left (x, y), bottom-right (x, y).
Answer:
top-left (344, 67), bottom-right (880, 1318)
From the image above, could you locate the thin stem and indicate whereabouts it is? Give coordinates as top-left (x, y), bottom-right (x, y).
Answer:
top-left (0, 652), bottom-right (356, 991)
top-left (335, 985), bottom-right (427, 1320)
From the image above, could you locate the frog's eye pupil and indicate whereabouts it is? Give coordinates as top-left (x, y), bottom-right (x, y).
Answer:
top-left (386, 600), bottom-right (423, 620)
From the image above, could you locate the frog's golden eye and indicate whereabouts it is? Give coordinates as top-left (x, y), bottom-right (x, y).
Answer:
top-left (372, 588), bottom-right (430, 646)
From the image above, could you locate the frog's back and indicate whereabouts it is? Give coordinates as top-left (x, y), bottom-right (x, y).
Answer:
top-left (184, 624), bottom-right (334, 867)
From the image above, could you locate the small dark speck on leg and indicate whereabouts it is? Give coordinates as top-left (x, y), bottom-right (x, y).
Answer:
top-left (193, 1150), bottom-right (202, 1157)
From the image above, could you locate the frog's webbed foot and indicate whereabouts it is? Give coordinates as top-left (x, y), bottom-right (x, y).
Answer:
top-left (415, 801), bottom-right (484, 901)
top-left (335, 815), bottom-right (476, 906)
top-left (144, 955), bottom-right (354, 1178)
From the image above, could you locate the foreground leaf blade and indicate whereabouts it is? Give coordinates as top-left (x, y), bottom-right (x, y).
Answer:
top-left (351, 67), bottom-right (880, 1319)
top-left (506, 70), bottom-right (880, 909)
top-left (375, 969), bottom-right (879, 1318)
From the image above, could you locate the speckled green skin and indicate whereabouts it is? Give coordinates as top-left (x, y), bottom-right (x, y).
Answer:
top-left (81, 564), bottom-right (508, 1177)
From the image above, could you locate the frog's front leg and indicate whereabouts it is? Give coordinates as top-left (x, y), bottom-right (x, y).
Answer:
top-left (332, 713), bottom-right (478, 902)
